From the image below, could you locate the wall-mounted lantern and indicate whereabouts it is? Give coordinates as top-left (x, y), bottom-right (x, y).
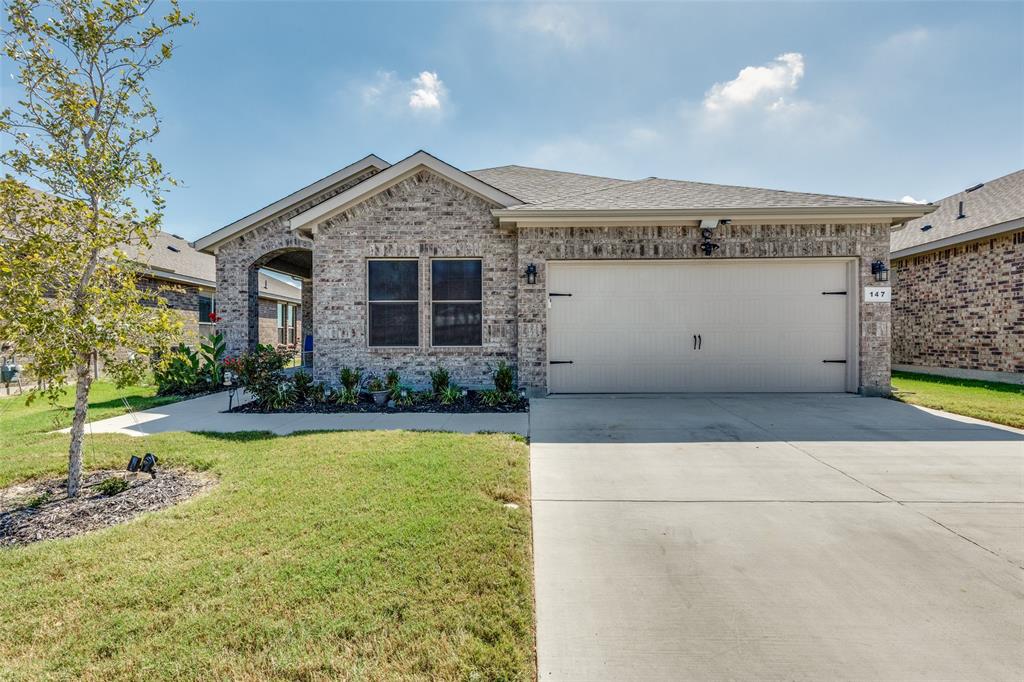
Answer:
top-left (871, 260), bottom-right (890, 282)
top-left (525, 263), bottom-right (538, 285)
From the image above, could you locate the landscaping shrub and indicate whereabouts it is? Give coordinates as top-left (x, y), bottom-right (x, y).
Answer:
top-left (339, 367), bottom-right (362, 391)
top-left (333, 387), bottom-right (359, 406)
top-left (95, 477), bottom-right (129, 496)
top-left (438, 384), bottom-right (464, 405)
top-left (430, 366), bottom-right (451, 394)
top-left (365, 375), bottom-right (385, 392)
top-left (385, 369), bottom-right (400, 391)
top-left (153, 343), bottom-right (202, 395)
top-left (268, 382), bottom-right (298, 409)
top-left (24, 492), bottom-right (52, 509)
top-left (229, 344), bottom-right (294, 408)
top-left (494, 361), bottom-right (515, 393)
top-left (199, 331), bottom-right (227, 386)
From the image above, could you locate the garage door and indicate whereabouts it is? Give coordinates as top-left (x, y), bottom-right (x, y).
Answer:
top-left (547, 260), bottom-right (853, 393)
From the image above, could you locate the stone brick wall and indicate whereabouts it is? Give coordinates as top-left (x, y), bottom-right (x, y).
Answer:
top-left (892, 230), bottom-right (1024, 375)
top-left (137, 275), bottom-right (213, 340)
top-left (312, 170), bottom-right (517, 387)
top-left (215, 168), bottom-right (379, 356)
top-left (516, 222), bottom-right (893, 395)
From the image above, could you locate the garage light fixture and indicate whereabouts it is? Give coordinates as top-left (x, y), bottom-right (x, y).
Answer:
top-left (871, 260), bottom-right (889, 282)
top-left (524, 263), bottom-right (537, 285)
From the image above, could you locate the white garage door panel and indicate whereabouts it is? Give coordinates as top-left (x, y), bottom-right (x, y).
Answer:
top-left (548, 260), bottom-right (850, 393)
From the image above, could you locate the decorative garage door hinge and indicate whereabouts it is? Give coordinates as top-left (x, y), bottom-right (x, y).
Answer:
top-left (821, 291), bottom-right (848, 295)
top-left (549, 360), bottom-right (574, 365)
top-left (548, 292), bottom-right (572, 297)
top-left (822, 360), bottom-right (847, 364)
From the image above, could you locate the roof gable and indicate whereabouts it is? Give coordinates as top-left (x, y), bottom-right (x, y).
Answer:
top-left (195, 154), bottom-right (390, 252)
top-left (288, 151), bottom-right (523, 234)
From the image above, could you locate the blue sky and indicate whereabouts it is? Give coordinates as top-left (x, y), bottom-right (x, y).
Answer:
top-left (6, 1), bottom-right (1024, 240)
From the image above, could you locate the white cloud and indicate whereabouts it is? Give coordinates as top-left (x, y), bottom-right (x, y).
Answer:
top-left (361, 70), bottom-right (396, 106)
top-left (900, 195), bottom-right (928, 204)
top-left (517, 4), bottom-right (603, 49)
top-left (408, 71), bottom-right (446, 111)
top-left (704, 53), bottom-right (805, 113)
top-left (356, 70), bottom-right (448, 115)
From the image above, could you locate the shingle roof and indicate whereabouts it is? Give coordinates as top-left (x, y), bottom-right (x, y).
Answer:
top-left (467, 165), bottom-right (630, 205)
top-left (487, 171), bottom-right (914, 212)
top-left (891, 169), bottom-right (1024, 254)
top-left (122, 231), bottom-right (216, 285)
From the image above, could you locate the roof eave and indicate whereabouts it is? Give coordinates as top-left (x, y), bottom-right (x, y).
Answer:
top-left (194, 154), bottom-right (391, 253)
top-left (493, 204), bottom-right (936, 227)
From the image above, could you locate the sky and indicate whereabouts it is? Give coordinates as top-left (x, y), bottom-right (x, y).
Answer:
top-left (3, 1), bottom-right (1023, 241)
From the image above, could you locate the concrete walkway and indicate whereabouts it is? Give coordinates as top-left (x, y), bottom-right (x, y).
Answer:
top-left (531, 394), bottom-right (1024, 681)
top-left (73, 390), bottom-right (528, 437)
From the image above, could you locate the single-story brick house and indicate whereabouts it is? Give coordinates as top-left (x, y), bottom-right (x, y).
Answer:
top-left (891, 169), bottom-right (1024, 384)
top-left (195, 151), bottom-right (933, 396)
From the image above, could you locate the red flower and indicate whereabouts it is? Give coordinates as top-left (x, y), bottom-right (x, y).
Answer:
top-left (208, 312), bottom-right (222, 323)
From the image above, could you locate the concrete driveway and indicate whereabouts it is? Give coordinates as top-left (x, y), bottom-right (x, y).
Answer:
top-left (530, 394), bottom-right (1024, 681)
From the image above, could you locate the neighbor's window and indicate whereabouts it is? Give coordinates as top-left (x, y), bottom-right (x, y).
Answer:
top-left (277, 302), bottom-right (297, 345)
top-left (198, 295), bottom-right (215, 334)
top-left (431, 259), bottom-right (482, 346)
top-left (368, 260), bottom-right (419, 346)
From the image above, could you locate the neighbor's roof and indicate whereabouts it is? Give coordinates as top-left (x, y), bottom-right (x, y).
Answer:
top-left (891, 169), bottom-right (1024, 257)
top-left (257, 273), bottom-right (301, 303)
top-left (467, 165), bottom-right (630, 205)
top-left (121, 231), bottom-right (216, 287)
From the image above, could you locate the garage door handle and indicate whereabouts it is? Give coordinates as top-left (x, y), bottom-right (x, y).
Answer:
top-left (548, 292), bottom-right (572, 297)
top-left (693, 335), bottom-right (697, 350)
top-left (822, 291), bottom-right (848, 295)
top-left (822, 360), bottom-right (847, 364)
top-left (698, 334), bottom-right (702, 350)
top-left (549, 360), bottom-right (573, 365)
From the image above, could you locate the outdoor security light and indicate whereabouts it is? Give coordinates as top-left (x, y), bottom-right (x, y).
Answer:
top-left (525, 263), bottom-right (537, 285)
top-left (140, 453), bottom-right (157, 477)
top-left (127, 455), bottom-right (141, 472)
top-left (871, 260), bottom-right (890, 282)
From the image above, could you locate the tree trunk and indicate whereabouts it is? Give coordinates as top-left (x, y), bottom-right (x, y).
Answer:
top-left (66, 361), bottom-right (93, 498)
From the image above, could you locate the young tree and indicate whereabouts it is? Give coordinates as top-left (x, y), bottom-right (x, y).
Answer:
top-left (0, 0), bottom-right (193, 496)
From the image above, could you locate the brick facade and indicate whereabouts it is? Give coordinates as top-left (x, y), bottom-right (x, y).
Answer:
top-left (137, 275), bottom-right (212, 340)
top-left (213, 168), bottom-right (894, 394)
top-left (892, 230), bottom-right (1024, 375)
top-left (313, 170), bottom-right (517, 386)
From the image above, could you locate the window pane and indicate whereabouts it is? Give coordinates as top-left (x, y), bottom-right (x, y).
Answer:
top-left (432, 260), bottom-right (481, 301)
top-left (369, 260), bottom-right (418, 301)
top-left (277, 303), bottom-right (284, 327)
top-left (369, 303), bottom-right (418, 346)
top-left (432, 303), bottom-right (482, 346)
top-left (198, 296), bottom-right (213, 322)
top-left (287, 305), bottom-right (295, 326)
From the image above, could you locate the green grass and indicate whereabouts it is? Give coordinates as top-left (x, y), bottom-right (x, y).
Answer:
top-left (891, 371), bottom-right (1024, 429)
top-left (0, 383), bottom-right (535, 681)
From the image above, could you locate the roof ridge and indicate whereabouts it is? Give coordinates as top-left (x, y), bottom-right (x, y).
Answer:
top-left (468, 164), bottom-right (626, 182)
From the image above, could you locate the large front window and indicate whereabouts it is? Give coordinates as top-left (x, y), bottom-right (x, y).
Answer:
top-left (368, 259), bottom-right (419, 347)
top-left (431, 259), bottom-right (482, 346)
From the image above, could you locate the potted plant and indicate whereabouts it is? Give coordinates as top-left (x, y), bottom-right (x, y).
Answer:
top-left (365, 375), bottom-right (389, 406)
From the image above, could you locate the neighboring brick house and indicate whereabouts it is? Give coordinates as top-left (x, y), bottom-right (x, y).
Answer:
top-left (196, 151), bottom-right (932, 396)
top-left (891, 170), bottom-right (1024, 384)
top-left (125, 232), bottom-right (303, 349)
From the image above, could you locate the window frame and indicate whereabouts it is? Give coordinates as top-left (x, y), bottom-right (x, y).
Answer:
top-left (366, 258), bottom-right (420, 348)
top-left (198, 294), bottom-right (215, 336)
top-left (430, 257), bottom-right (483, 348)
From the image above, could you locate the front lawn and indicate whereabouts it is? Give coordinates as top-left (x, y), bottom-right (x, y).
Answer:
top-left (0, 383), bottom-right (535, 680)
top-left (891, 371), bottom-right (1024, 429)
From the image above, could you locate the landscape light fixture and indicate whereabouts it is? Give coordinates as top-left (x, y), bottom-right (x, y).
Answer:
top-left (525, 263), bottom-right (538, 285)
top-left (224, 370), bottom-right (238, 410)
top-left (126, 453), bottom-right (157, 478)
top-left (871, 260), bottom-right (890, 283)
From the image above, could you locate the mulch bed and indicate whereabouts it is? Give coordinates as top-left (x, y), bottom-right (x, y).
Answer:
top-left (0, 469), bottom-right (215, 547)
top-left (230, 393), bottom-right (529, 415)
